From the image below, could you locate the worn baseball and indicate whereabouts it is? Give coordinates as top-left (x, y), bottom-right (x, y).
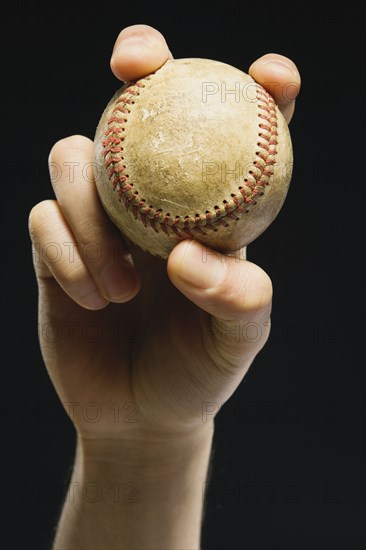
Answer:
top-left (94, 58), bottom-right (293, 259)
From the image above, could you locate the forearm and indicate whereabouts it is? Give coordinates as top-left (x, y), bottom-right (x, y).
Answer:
top-left (53, 424), bottom-right (214, 550)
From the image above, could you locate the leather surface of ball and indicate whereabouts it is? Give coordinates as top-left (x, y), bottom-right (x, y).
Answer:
top-left (94, 58), bottom-right (293, 259)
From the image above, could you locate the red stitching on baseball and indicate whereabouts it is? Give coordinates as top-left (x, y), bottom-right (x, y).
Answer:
top-left (102, 75), bottom-right (278, 236)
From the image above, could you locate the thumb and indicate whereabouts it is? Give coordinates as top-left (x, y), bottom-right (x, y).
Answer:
top-left (167, 240), bottom-right (273, 368)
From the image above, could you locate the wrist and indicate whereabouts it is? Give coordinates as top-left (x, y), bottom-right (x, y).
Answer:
top-left (77, 419), bottom-right (214, 475)
top-left (58, 417), bottom-right (213, 550)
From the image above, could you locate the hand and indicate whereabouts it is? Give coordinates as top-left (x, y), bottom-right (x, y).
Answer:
top-left (28, 25), bottom-right (301, 446)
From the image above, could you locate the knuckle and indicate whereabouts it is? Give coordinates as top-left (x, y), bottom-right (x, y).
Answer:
top-left (62, 258), bottom-right (87, 283)
top-left (218, 262), bottom-right (273, 316)
top-left (251, 270), bottom-right (273, 311)
top-left (245, 269), bottom-right (273, 312)
top-left (28, 200), bottom-right (55, 240)
top-left (75, 215), bottom-right (114, 251)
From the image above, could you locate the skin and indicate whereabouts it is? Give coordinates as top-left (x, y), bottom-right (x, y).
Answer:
top-left (29, 24), bottom-right (301, 550)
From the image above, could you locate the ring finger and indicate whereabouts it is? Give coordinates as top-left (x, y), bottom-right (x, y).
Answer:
top-left (49, 134), bottom-right (140, 302)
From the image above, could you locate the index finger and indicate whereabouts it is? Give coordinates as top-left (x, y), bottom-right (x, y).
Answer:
top-left (110, 24), bottom-right (173, 82)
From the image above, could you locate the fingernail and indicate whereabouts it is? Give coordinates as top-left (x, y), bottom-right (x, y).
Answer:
top-left (100, 262), bottom-right (137, 301)
top-left (82, 290), bottom-right (109, 310)
top-left (259, 58), bottom-right (299, 78)
top-left (177, 241), bottom-right (227, 290)
top-left (112, 36), bottom-right (143, 59)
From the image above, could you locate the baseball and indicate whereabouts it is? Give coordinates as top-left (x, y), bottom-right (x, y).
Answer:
top-left (93, 58), bottom-right (293, 259)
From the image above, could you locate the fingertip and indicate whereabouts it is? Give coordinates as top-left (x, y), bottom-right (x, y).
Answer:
top-left (49, 134), bottom-right (92, 161)
top-left (249, 53), bottom-right (301, 106)
top-left (110, 24), bottom-right (173, 81)
top-left (48, 135), bottom-right (93, 179)
top-left (249, 53), bottom-right (300, 80)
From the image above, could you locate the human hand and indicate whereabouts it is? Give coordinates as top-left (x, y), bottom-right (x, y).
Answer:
top-left (28, 25), bottom-right (301, 447)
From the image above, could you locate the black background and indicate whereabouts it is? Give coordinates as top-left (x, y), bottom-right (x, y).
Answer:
top-left (1, 1), bottom-right (365, 549)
